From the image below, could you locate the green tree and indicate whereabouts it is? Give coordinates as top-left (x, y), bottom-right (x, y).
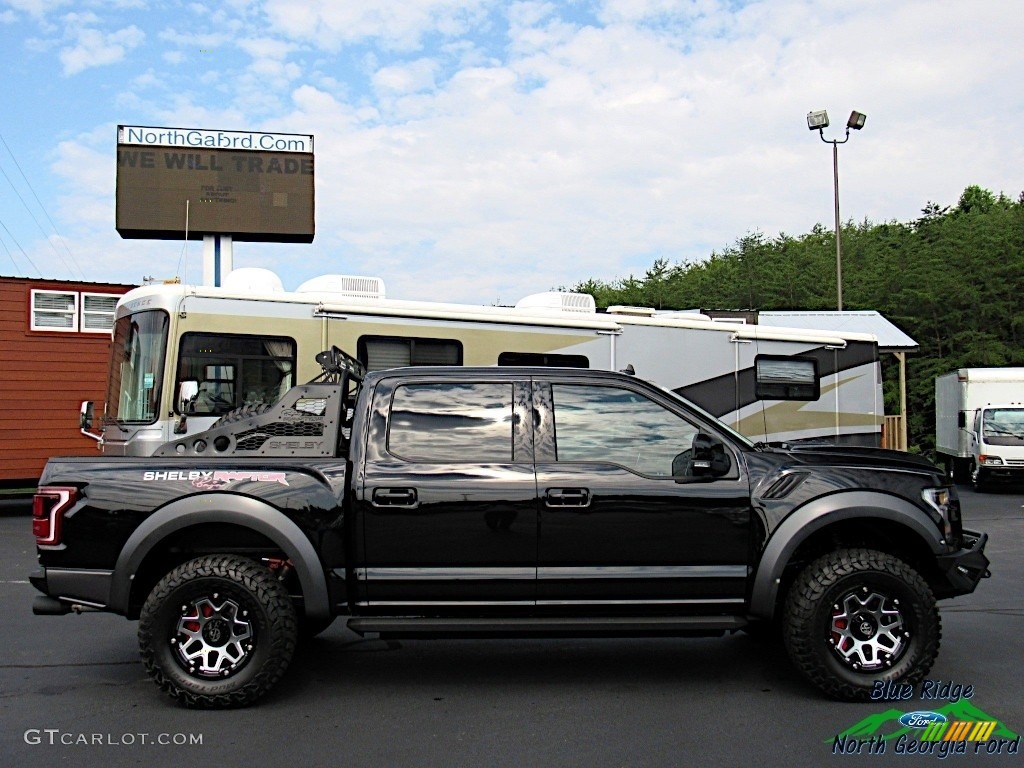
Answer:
top-left (571, 185), bottom-right (1024, 455)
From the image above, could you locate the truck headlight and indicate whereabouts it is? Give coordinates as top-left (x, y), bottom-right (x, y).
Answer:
top-left (978, 454), bottom-right (1004, 466)
top-left (922, 487), bottom-right (959, 540)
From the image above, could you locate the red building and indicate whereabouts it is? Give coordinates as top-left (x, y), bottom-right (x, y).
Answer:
top-left (0, 277), bottom-right (136, 487)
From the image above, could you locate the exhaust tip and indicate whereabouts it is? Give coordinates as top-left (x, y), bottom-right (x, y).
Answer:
top-left (32, 596), bottom-right (71, 615)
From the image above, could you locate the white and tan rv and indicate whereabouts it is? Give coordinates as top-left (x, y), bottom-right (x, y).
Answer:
top-left (83, 269), bottom-right (883, 456)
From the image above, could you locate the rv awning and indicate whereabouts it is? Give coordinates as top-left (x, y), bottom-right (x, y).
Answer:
top-left (757, 311), bottom-right (919, 353)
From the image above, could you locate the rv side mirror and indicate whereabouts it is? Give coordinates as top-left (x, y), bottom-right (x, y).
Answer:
top-left (80, 401), bottom-right (94, 430)
top-left (957, 411), bottom-right (966, 429)
top-left (178, 380), bottom-right (199, 413)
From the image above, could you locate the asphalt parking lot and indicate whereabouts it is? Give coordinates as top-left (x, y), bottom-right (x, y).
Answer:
top-left (1, 487), bottom-right (1021, 767)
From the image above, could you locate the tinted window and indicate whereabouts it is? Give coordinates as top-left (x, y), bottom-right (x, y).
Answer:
top-left (755, 356), bottom-right (819, 401)
top-left (359, 336), bottom-right (462, 371)
top-left (499, 352), bottom-right (589, 368)
top-left (388, 383), bottom-right (514, 462)
top-left (551, 384), bottom-right (699, 477)
top-left (176, 334), bottom-right (295, 415)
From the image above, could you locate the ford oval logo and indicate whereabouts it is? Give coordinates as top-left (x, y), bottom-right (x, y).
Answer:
top-left (899, 711), bottom-right (948, 729)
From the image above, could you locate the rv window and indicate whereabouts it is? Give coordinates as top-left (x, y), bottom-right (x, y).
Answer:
top-left (498, 352), bottom-right (589, 368)
top-left (176, 333), bottom-right (296, 415)
top-left (387, 382), bottom-right (513, 462)
top-left (755, 356), bottom-right (819, 401)
top-left (358, 336), bottom-right (462, 371)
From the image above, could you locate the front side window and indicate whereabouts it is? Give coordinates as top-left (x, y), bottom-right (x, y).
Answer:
top-left (176, 333), bottom-right (296, 415)
top-left (388, 382), bottom-right (514, 462)
top-left (551, 384), bottom-right (700, 477)
top-left (754, 355), bottom-right (819, 401)
top-left (106, 310), bottom-right (169, 424)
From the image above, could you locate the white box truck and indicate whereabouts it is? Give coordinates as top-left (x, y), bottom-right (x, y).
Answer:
top-left (936, 368), bottom-right (1024, 489)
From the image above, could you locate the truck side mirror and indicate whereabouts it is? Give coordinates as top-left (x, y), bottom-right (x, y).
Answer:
top-left (957, 411), bottom-right (966, 429)
top-left (689, 433), bottom-right (732, 477)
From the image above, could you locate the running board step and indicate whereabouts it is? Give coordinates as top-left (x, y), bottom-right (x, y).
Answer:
top-left (347, 615), bottom-right (747, 638)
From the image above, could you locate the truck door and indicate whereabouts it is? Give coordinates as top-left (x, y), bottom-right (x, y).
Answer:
top-left (532, 378), bottom-right (752, 609)
top-left (355, 377), bottom-right (538, 607)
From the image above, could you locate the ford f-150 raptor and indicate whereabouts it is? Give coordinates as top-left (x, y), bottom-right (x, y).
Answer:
top-left (30, 348), bottom-right (989, 708)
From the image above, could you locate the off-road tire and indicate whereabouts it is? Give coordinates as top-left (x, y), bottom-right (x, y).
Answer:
top-left (139, 555), bottom-right (297, 708)
top-left (210, 402), bottom-right (272, 429)
top-left (782, 548), bottom-right (940, 701)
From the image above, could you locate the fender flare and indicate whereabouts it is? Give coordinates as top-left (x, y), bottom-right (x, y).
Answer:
top-left (748, 490), bottom-right (944, 620)
top-left (109, 494), bottom-right (330, 620)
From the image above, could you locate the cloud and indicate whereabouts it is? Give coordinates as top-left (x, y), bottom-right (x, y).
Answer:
top-left (237, 36), bottom-right (295, 60)
top-left (248, 0), bottom-right (1024, 305)
top-left (4, 0), bottom-right (70, 18)
top-left (263, 0), bottom-right (494, 50)
top-left (13, 0), bottom-right (1024, 306)
top-left (372, 58), bottom-right (440, 94)
top-left (59, 16), bottom-right (144, 75)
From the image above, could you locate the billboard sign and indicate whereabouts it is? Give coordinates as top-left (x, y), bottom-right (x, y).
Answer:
top-left (115, 125), bottom-right (315, 243)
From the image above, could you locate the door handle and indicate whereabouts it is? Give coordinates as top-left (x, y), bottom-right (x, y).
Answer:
top-left (371, 487), bottom-right (419, 508)
top-left (545, 488), bottom-right (591, 508)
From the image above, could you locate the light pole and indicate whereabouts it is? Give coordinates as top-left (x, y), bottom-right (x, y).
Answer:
top-left (806, 109), bottom-right (866, 311)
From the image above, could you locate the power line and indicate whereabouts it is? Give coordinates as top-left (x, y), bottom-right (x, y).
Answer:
top-left (0, 216), bottom-right (41, 277)
top-left (0, 132), bottom-right (87, 280)
top-left (0, 231), bottom-right (24, 274)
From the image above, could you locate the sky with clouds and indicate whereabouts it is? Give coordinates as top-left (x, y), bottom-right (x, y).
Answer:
top-left (0, 0), bottom-right (1021, 305)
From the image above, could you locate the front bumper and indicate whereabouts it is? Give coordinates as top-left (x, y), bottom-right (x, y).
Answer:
top-left (934, 530), bottom-right (990, 598)
top-left (975, 465), bottom-right (1024, 484)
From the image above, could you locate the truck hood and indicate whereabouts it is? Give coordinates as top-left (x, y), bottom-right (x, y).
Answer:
top-left (763, 443), bottom-right (940, 475)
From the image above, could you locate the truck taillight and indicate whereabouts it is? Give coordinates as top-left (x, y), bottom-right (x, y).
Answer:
top-left (33, 487), bottom-right (77, 547)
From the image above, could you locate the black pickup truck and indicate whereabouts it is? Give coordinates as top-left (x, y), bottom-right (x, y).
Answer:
top-left (31, 349), bottom-right (989, 708)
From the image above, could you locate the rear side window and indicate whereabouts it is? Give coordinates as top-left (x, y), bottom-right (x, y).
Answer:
top-left (754, 356), bottom-right (819, 401)
top-left (388, 382), bottom-right (514, 462)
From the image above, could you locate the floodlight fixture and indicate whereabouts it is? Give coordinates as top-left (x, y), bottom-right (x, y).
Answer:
top-left (805, 107), bottom-right (868, 311)
top-left (807, 110), bottom-right (829, 130)
top-left (847, 111), bottom-right (867, 130)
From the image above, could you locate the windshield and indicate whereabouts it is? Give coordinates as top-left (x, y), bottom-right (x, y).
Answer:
top-left (981, 408), bottom-right (1024, 445)
top-left (105, 309), bottom-right (169, 424)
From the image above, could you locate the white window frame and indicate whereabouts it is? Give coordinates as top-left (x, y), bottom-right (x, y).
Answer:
top-left (30, 289), bottom-right (78, 332)
top-left (80, 292), bottom-right (120, 333)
